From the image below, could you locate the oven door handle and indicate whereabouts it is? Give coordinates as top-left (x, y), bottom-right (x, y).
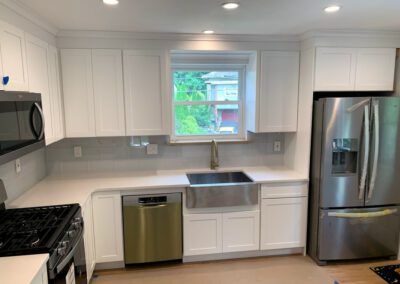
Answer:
top-left (56, 230), bottom-right (84, 274)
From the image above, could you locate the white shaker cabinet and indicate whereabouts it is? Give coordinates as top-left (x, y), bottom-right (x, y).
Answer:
top-left (92, 192), bottom-right (124, 263)
top-left (83, 197), bottom-right (96, 282)
top-left (260, 183), bottom-right (308, 250)
top-left (314, 47), bottom-right (396, 91)
top-left (61, 49), bottom-right (96, 137)
top-left (183, 213), bottom-right (223, 256)
top-left (92, 49), bottom-right (125, 136)
top-left (0, 21), bottom-right (29, 91)
top-left (25, 34), bottom-right (54, 144)
top-left (123, 50), bottom-right (169, 135)
top-left (222, 210), bottom-right (260, 253)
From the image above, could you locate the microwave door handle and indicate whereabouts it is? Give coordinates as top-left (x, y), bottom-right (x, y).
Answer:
top-left (29, 104), bottom-right (40, 139)
top-left (33, 102), bottom-right (45, 140)
top-left (368, 101), bottom-right (380, 199)
top-left (359, 105), bottom-right (370, 200)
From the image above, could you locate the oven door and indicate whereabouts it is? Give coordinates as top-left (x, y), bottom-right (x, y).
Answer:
top-left (49, 234), bottom-right (87, 284)
top-left (0, 91), bottom-right (45, 165)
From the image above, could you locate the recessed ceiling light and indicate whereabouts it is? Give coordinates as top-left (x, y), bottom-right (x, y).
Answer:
top-left (222, 2), bottom-right (239, 10)
top-left (324, 5), bottom-right (341, 13)
top-left (202, 30), bottom-right (215, 34)
top-left (103, 0), bottom-right (119, 5)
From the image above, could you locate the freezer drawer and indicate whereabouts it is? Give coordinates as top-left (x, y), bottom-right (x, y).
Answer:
top-left (123, 193), bottom-right (182, 264)
top-left (318, 206), bottom-right (400, 261)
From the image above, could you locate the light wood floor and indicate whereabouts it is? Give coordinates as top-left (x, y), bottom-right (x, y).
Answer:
top-left (92, 255), bottom-right (399, 284)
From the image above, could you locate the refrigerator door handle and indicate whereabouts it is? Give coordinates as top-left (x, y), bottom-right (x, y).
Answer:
top-left (368, 101), bottom-right (380, 199)
top-left (328, 209), bottom-right (397, 218)
top-left (359, 105), bottom-right (370, 200)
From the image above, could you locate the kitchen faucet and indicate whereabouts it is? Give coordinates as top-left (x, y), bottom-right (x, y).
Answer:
top-left (210, 139), bottom-right (219, 170)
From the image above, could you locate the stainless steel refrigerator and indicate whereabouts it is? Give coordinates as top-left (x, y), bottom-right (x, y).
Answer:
top-left (308, 96), bottom-right (400, 265)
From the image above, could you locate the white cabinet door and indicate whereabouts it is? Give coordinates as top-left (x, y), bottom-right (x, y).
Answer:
top-left (314, 48), bottom-right (357, 91)
top-left (83, 197), bottom-right (96, 282)
top-left (222, 211), bottom-right (260, 253)
top-left (47, 45), bottom-right (64, 144)
top-left (61, 49), bottom-right (95, 137)
top-left (183, 213), bottom-right (223, 256)
top-left (259, 51), bottom-right (299, 132)
top-left (31, 263), bottom-right (48, 284)
top-left (123, 50), bottom-right (168, 135)
top-left (92, 192), bottom-right (124, 263)
top-left (92, 49), bottom-right (125, 136)
top-left (25, 34), bottom-right (54, 144)
top-left (0, 21), bottom-right (29, 91)
top-left (355, 48), bottom-right (396, 91)
top-left (260, 197), bottom-right (307, 250)
top-left (0, 40), bottom-right (3, 90)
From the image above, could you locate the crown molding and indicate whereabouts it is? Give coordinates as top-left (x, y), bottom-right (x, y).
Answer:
top-left (0, 0), bottom-right (58, 35)
top-left (301, 29), bottom-right (400, 41)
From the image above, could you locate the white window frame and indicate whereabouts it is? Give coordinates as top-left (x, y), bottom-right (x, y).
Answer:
top-left (170, 64), bottom-right (246, 143)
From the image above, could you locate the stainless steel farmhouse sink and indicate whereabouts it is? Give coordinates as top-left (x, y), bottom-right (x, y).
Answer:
top-left (186, 171), bottom-right (258, 208)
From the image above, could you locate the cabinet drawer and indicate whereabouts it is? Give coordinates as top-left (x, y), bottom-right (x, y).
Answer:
top-left (261, 182), bottom-right (308, 199)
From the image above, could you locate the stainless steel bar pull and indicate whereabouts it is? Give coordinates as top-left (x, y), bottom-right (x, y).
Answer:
top-left (368, 101), bottom-right (380, 199)
top-left (328, 209), bottom-right (397, 218)
top-left (359, 105), bottom-right (370, 200)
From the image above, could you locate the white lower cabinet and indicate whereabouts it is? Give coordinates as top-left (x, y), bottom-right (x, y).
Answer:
top-left (260, 197), bottom-right (307, 250)
top-left (31, 262), bottom-right (48, 284)
top-left (222, 210), bottom-right (260, 253)
top-left (83, 197), bottom-right (96, 282)
top-left (92, 192), bottom-right (124, 263)
top-left (183, 210), bottom-right (259, 256)
top-left (184, 213), bottom-right (222, 256)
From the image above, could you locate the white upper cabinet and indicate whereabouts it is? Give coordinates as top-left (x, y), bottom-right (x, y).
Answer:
top-left (25, 34), bottom-right (54, 144)
top-left (314, 47), bottom-right (396, 91)
top-left (47, 45), bottom-right (65, 144)
top-left (61, 49), bottom-right (96, 137)
top-left (123, 50), bottom-right (168, 135)
top-left (92, 49), bottom-right (125, 136)
top-left (355, 48), bottom-right (396, 91)
top-left (0, 21), bottom-right (29, 91)
top-left (258, 51), bottom-right (299, 132)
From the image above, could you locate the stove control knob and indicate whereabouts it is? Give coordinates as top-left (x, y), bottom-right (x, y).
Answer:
top-left (57, 246), bottom-right (66, 256)
top-left (67, 230), bottom-right (76, 238)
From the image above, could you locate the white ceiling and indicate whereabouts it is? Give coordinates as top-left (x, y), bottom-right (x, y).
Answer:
top-left (15, 0), bottom-right (400, 35)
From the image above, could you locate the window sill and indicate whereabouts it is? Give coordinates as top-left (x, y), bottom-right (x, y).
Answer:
top-left (167, 138), bottom-right (251, 145)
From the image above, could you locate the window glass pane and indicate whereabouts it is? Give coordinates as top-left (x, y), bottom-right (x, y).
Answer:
top-left (175, 104), bottom-right (239, 136)
top-left (173, 71), bottom-right (239, 102)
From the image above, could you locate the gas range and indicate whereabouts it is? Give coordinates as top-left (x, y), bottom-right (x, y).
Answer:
top-left (0, 180), bottom-right (86, 283)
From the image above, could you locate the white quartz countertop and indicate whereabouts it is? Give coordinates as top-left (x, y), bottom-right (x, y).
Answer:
top-left (0, 254), bottom-right (49, 284)
top-left (9, 167), bottom-right (307, 208)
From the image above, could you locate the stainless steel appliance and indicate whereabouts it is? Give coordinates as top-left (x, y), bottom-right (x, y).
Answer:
top-left (0, 91), bottom-right (45, 165)
top-left (122, 193), bottom-right (182, 264)
top-left (308, 96), bottom-right (400, 265)
top-left (0, 179), bottom-right (86, 283)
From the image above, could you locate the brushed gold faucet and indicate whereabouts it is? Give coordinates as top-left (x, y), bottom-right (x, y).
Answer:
top-left (210, 139), bottom-right (219, 170)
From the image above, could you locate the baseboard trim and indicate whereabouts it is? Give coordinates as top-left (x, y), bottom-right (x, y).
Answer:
top-left (95, 261), bottom-right (125, 270)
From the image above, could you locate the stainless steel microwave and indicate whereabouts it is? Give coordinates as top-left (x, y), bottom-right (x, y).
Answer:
top-left (0, 91), bottom-right (45, 165)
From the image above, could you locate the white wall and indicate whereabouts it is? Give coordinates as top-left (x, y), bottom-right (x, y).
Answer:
top-left (46, 134), bottom-right (285, 175)
top-left (1, 149), bottom-right (47, 204)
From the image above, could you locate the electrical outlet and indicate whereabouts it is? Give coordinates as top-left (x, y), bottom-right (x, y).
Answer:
top-left (74, 146), bottom-right (82, 158)
top-left (273, 141), bottom-right (281, 152)
top-left (15, 159), bottom-right (21, 174)
top-left (146, 144), bottom-right (158, 155)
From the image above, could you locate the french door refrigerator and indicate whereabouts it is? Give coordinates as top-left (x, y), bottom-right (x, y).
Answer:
top-left (308, 96), bottom-right (400, 265)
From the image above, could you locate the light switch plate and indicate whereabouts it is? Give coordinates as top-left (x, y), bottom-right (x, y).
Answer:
top-left (146, 144), bottom-right (158, 155)
top-left (273, 141), bottom-right (281, 152)
top-left (74, 146), bottom-right (82, 158)
top-left (15, 159), bottom-right (21, 174)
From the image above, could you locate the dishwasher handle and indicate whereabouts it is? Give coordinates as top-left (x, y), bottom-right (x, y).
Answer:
top-left (123, 193), bottom-right (182, 206)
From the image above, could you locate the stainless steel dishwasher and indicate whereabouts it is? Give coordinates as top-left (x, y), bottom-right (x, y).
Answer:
top-left (122, 193), bottom-right (182, 264)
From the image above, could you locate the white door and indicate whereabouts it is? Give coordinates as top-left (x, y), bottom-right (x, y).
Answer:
top-left (0, 21), bottom-right (29, 91)
top-left (222, 210), bottom-right (260, 253)
top-left (47, 45), bottom-right (64, 143)
top-left (92, 192), bottom-right (124, 263)
top-left (92, 49), bottom-right (125, 136)
top-left (0, 40), bottom-right (3, 91)
top-left (314, 47), bottom-right (357, 91)
top-left (83, 198), bottom-right (96, 282)
top-left (60, 49), bottom-right (95, 137)
top-left (355, 48), bottom-right (396, 91)
top-left (123, 50), bottom-right (168, 135)
top-left (25, 34), bottom-right (54, 144)
top-left (183, 213), bottom-right (223, 256)
top-left (260, 197), bottom-right (307, 250)
top-left (259, 51), bottom-right (299, 132)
